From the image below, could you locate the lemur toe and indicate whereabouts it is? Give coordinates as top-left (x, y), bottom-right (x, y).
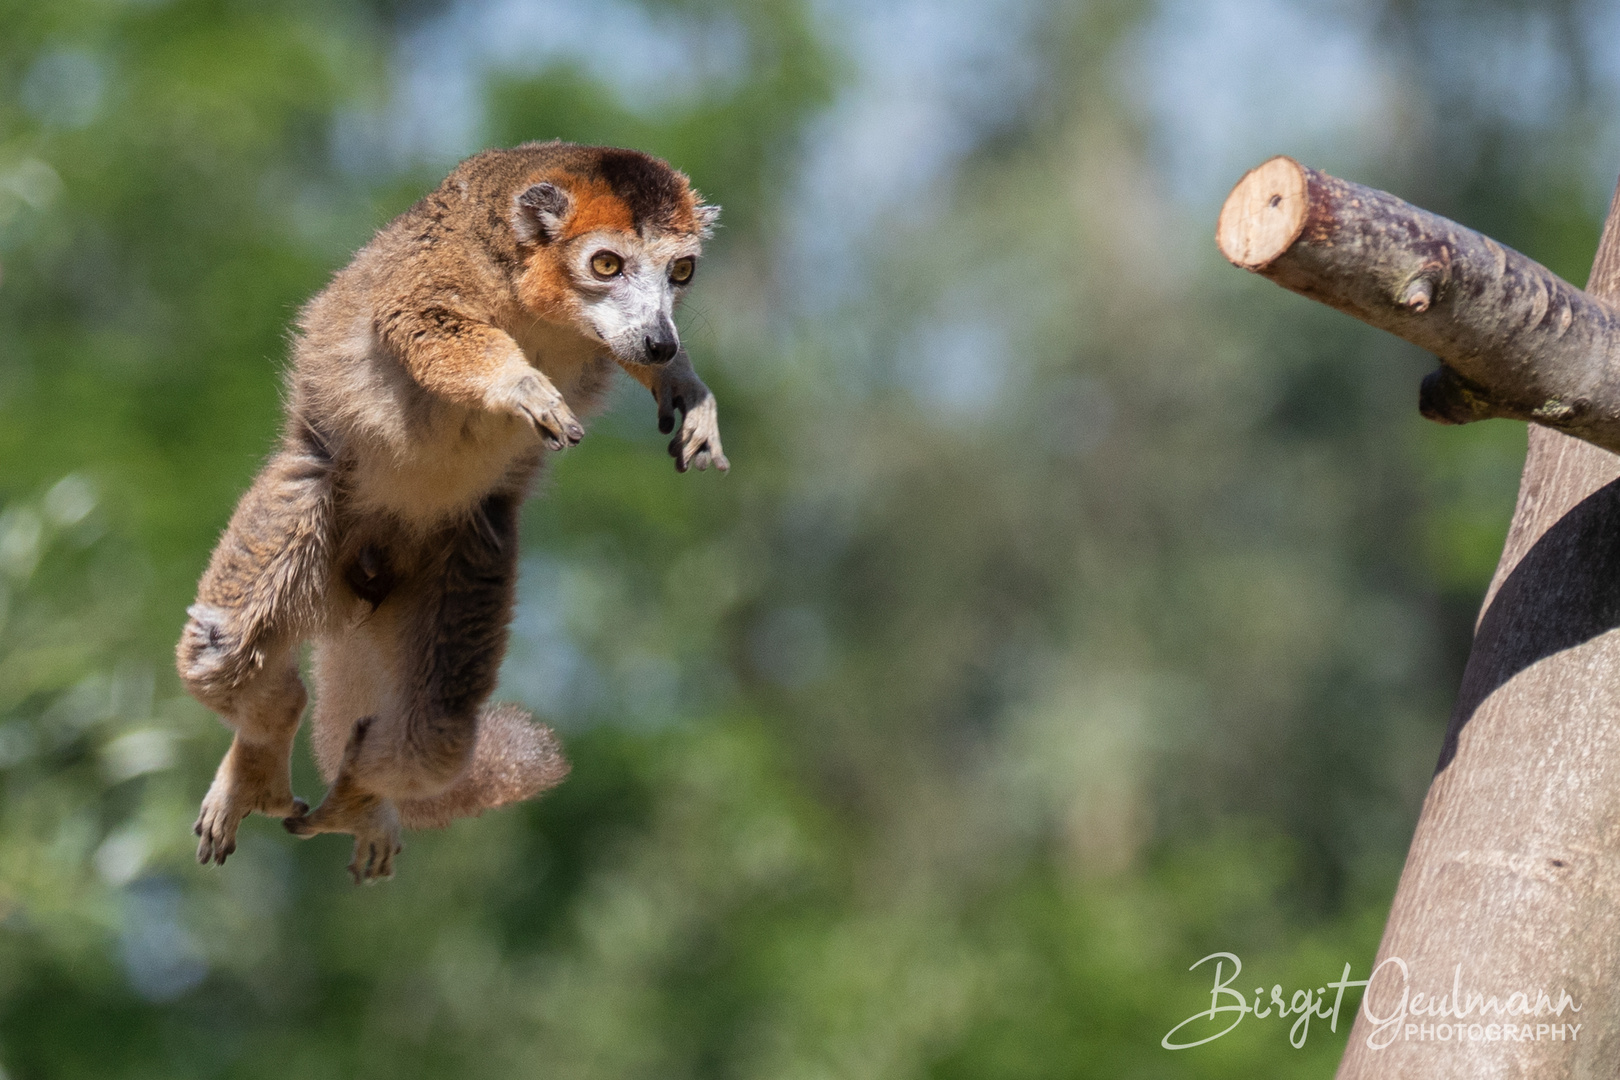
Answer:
top-left (349, 836), bottom-right (403, 885)
top-left (194, 811), bottom-right (238, 866)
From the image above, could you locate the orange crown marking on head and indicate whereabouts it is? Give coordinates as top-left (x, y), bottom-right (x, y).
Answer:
top-left (557, 177), bottom-right (635, 239)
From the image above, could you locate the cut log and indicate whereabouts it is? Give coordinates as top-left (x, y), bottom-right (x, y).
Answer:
top-left (1217, 156), bottom-right (1620, 455)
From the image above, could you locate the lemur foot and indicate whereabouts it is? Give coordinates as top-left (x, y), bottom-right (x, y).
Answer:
top-left (283, 783), bottom-right (403, 884)
top-left (194, 735), bottom-right (307, 866)
top-left (283, 717), bottom-right (404, 884)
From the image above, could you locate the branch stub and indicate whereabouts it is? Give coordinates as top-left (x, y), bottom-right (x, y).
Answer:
top-left (1216, 155), bottom-right (1308, 270)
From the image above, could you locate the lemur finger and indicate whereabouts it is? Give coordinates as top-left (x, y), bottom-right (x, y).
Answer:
top-left (696, 442), bottom-right (726, 472)
top-left (681, 430), bottom-right (706, 471)
top-left (681, 429), bottom-right (705, 471)
top-left (660, 395), bottom-right (689, 437)
top-left (657, 388), bottom-right (676, 434)
top-left (685, 440), bottom-right (717, 473)
top-left (519, 405), bottom-right (559, 443)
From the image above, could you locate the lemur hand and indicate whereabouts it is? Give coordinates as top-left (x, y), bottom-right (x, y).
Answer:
top-left (657, 358), bottom-right (728, 473)
top-left (498, 369), bottom-right (584, 451)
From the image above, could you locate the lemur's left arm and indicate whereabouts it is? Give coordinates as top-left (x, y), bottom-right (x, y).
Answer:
top-left (621, 350), bottom-right (728, 473)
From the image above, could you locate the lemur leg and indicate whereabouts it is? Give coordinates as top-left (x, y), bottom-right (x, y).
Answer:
top-left (177, 435), bottom-right (332, 864)
top-left (288, 714), bottom-right (403, 884)
top-left (288, 488), bottom-right (521, 883)
top-left (290, 603), bottom-right (407, 884)
top-left (190, 650), bottom-right (308, 865)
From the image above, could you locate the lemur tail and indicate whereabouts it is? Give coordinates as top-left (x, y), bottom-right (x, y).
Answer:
top-left (396, 703), bottom-right (569, 830)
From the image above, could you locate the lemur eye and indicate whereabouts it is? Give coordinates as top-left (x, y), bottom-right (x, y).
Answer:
top-left (670, 257), bottom-right (695, 284)
top-left (590, 251), bottom-right (623, 279)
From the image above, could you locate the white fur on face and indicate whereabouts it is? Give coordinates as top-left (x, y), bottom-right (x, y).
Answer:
top-left (568, 230), bottom-right (700, 364)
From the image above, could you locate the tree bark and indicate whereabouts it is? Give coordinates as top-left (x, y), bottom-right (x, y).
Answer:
top-left (1220, 158), bottom-right (1620, 1077)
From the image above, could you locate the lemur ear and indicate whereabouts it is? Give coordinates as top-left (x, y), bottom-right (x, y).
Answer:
top-left (694, 203), bottom-right (721, 239)
top-left (513, 182), bottom-right (570, 244)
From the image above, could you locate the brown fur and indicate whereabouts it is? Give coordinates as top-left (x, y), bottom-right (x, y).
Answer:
top-left (176, 142), bottom-right (721, 883)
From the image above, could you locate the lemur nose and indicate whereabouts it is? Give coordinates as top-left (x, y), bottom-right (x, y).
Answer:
top-left (644, 331), bottom-right (678, 364)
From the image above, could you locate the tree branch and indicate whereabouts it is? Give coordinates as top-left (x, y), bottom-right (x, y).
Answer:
top-left (1217, 156), bottom-right (1620, 453)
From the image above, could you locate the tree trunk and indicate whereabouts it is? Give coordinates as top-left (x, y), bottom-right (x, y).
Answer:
top-left (1218, 159), bottom-right (1620, 1076)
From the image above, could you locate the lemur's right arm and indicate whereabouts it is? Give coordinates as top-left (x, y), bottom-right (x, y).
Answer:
top-left (375, 302), bottom-right (584, 450)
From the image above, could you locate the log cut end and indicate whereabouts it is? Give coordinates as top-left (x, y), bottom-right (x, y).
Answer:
top-left (1217, 156), bottom-right (1308, 270)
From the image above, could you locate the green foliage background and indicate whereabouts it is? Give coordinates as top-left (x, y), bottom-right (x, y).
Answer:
top-left (0, 0), bottom-right (1608, 1075)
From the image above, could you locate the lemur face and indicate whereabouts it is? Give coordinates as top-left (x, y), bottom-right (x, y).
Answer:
top-left (562, 229), bottom-right (700, 365)
top-left (511, 166), bottom-right (717, 367)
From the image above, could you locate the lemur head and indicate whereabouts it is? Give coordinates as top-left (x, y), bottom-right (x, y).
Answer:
top-left (509, 146), bottom-right (719, 367)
